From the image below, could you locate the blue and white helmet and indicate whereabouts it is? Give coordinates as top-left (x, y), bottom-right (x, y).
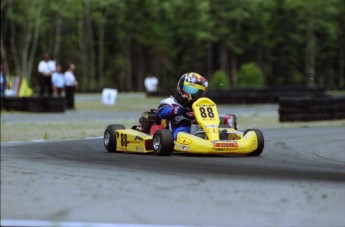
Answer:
top-left (177, 72), bottom-right (208, 102)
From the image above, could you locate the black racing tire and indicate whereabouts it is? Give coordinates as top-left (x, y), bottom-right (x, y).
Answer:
top-left (4, 97), bottom-right (26, 111)
top-left (25, 97), bottom-right (45, 112)
top-left (153, 129), bottom-right (174, 156)
top-left (244, 129), bottom-right (264, 156)
top-left (44, 97), bottom-right (66, 112)
top-left (104, 124), bottom-right (125, 153)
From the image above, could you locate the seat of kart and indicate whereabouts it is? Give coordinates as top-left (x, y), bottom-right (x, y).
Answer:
top-left (139, 109), bottom-right (170, 134)
top-left (150, 124), bottom-right (165, 135)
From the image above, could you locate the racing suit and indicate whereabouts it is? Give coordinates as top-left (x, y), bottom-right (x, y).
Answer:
top-left (158, 94), bottom-right (193, 140)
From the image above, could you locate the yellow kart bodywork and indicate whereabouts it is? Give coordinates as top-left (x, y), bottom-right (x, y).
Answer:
top-left (173, 98), bottom-right (262, 155)
top-left (174, 129), bottom-right (259, 155)
top-left (114, 129), bottom-right (154, 153)
top-left (104, 97), bottom-right (264, 156)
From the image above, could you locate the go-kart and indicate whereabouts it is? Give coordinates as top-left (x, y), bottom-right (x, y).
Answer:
top-left (103, 97), bottom-right (264, 156)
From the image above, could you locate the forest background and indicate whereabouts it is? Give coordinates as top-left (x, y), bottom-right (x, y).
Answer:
top-left (1, 0), bottom-right (344, 93)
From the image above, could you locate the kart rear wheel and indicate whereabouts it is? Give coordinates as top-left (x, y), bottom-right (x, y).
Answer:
top-left (245, 129), bottom-right (264, 156)
top-left (104, 124), bottom-right (125, 153)
top-left (153, 129), bottom-right (174, 156)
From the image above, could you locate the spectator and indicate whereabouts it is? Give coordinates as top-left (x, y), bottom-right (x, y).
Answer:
top-left (52, 65), bottom-right (65, 97)
top-left (144, 74), bottom-right (159, 92)
top-left (38, 53), bottom-right (56, 97)
top-left (64, 64), bottom-right (78, 109)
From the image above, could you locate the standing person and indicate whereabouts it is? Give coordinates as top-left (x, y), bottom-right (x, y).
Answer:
top-left (64, 64), bottom-right (78, 109)
top-left (38, 53), bottom-right (56, 97)
top-left (51, 65), bottom-right (65, 97)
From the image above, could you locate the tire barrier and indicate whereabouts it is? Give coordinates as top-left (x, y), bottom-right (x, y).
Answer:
top-left (2, 97), bottom-right (26, 111)
top-left (279, 96), bottom-right (345, 122)
top-left (2, 97), bottom-right (66, 112)
top-left (146, 88), bottom-right (327, 104)
top-left (206, 88), bottom-right (327, 104)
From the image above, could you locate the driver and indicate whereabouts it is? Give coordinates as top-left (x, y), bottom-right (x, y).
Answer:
top-left (158, 72), bottom-right (208, 139)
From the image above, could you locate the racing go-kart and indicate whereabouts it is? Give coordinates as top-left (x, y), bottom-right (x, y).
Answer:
top-left (103, 97), bottom-right (264, 156)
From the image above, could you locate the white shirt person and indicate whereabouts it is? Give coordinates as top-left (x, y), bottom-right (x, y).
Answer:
top-left (64, 70), bottom-right (78, 86)
top-left (51, 65), bottom-right (65, 96)
top-left (64, 64), bottom-right (78, 109)
top-left (38, 53), bottom-right (56, 96)
top-left (38, 59), bottom-right (56, 76)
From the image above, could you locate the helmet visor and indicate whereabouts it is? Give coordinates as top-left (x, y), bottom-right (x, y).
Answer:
top-left (183, 82), bottom-right (206, 99)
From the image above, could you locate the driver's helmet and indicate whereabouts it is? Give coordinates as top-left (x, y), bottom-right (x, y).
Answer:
top-left (177, 72), bottom-right (208, 102)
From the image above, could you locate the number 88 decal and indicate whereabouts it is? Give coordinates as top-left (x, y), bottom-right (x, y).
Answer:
top-left (199, 107), bottom-right (215, 118)
top-left (120, 134), bottom-right (127, 147)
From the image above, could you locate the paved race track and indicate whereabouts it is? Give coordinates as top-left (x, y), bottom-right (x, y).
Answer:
top-left (1, 127), bottom-right (345, 226)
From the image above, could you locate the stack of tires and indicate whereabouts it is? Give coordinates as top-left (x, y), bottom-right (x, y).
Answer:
top-left (25, 97), bottom-right (45, 112)
top-left (2, 97), bottom-right (26, 111)
top-left (43, 97), bottom-right (65, 112)
top-left (146, 88), bottom-right (327, 104)
top-left (206, 88), bottom-right (326, 104)
top-left (2, 97), bottom-right (66, 112)
top-left (279, 96), bottom-right (345, 122)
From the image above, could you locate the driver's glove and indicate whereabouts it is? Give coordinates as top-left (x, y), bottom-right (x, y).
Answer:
top-left (172, 106), bottom-right (186, 116)
top-left (185, 112), bottom-right (195, 119)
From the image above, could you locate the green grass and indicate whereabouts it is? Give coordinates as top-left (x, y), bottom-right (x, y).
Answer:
top-left (1, 121), bottom-right (137, 142)
top-left (75, 94), bottom-right (162, 112)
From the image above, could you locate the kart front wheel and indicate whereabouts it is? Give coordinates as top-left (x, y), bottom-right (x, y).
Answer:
top-left (104, 124), bottom-right (125, 153)
top-left (153, 129), bottom-right (174, 156)
top-left (245, 129), bottom-right (264, 156)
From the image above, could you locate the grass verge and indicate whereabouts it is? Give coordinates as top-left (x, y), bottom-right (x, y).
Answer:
top-left (1, 93), bottom-right (344, 143)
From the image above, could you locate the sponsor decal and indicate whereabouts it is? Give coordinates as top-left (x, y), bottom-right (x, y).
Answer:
top-left (127, 140), bottom-right (141, 145)
top-left (176, 144), bottom-right (191, 151)
top-left (176, 137), bottom-right (192, 145)
top-left (212, 141), bottom-right (239, 148)
top-left (134, 136), bottom-right (144, 142)
top-left (196, 104), bottom-right (215, 108)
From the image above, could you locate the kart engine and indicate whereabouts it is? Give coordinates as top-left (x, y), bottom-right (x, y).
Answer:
top-left (139, 109), bottom-right (161, 133)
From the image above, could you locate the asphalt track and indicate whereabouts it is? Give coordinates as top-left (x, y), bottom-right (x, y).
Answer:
top-left (1, 127), bottom-right (345, 226)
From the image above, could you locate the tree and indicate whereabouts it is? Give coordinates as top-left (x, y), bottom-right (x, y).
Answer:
top-left (238, 62), bottom-right (264, 88)
top-left (1, 0), bottom-right (344, 92)
top-left (209, 70), bottom-right (230, 89)
top-left (209, 0), bottom-right (254, 87)
top-left (2, 0), bottom-right (42, 81)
